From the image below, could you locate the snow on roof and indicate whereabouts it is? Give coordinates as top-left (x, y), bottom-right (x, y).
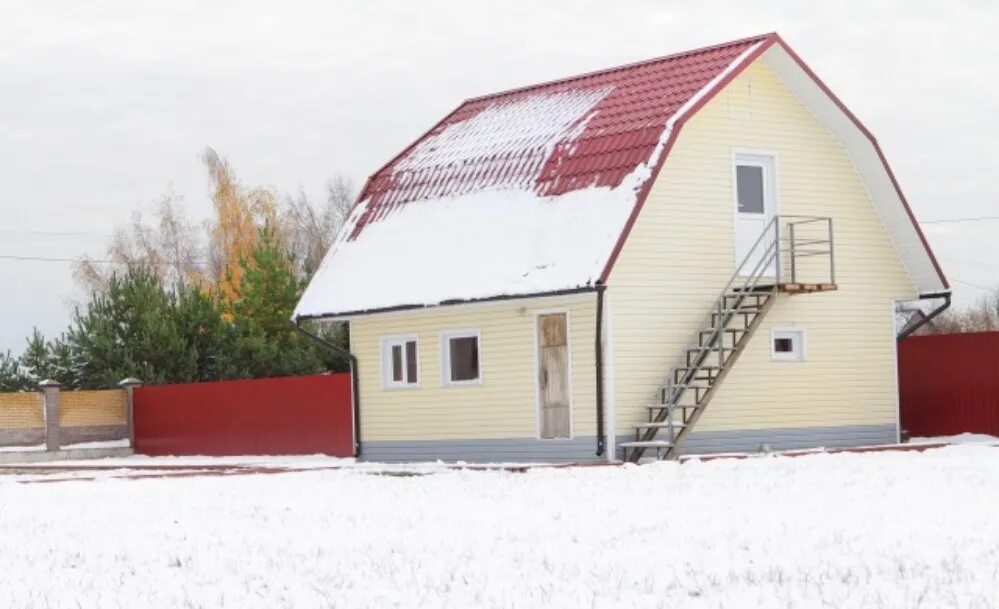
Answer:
top-left (296, 35), bottom-right (770, 318)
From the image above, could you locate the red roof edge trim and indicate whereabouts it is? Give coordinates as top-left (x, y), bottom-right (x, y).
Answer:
top-left (769, 36), bottom-right (949, 291)
top-left (464, 32), bottom-right (777, 106)
top-left (598, 36), bottom-right (778, 284)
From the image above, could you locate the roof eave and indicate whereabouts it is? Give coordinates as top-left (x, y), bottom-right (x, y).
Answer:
top-left (293, 285), bottom-right (600, 322)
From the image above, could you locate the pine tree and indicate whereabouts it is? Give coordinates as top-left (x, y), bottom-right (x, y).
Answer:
top-left (69, 268), bottom-right (199, 388)
top-left (228, 227), bottom-right (327, 377)
top-left (174, 285), bottom-right (237, 381)
top-left (19, 329), bottom-right (55, 383)
top-left (0, 351), bottom-right (30, 391)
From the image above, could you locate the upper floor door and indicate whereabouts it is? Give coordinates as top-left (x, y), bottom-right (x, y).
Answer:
top-left (733, 151), bottom-right (778, 277)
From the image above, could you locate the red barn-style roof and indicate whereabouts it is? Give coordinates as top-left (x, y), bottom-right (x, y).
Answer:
top-left (295, 33), bottom-right (947, 320)
top-left (350, 33), bottom-right (771, 239)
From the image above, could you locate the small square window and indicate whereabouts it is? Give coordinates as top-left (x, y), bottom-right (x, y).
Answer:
top-left (772, 328), bottom-right (805, 362)
top-left (442, 331), bottom-right (481, 385)
top-left (773, 337), bottom-right (794, 353)
top-left (382, 336), bottom-right (419, 388)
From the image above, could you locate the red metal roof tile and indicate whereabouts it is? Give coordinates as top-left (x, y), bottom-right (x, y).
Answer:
top-left (351, 34), bottom-right (774, 239)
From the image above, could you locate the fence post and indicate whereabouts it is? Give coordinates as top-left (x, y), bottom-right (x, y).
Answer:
top-left (39, 379), bottom-right (61, 452)
top-left (118, 378), bottom-right (142, 449)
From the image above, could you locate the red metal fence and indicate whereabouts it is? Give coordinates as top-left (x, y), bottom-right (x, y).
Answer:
top-left (898, 331), bottom-right (999, 437)
top-left (133, 374), bottom-right (354, 457)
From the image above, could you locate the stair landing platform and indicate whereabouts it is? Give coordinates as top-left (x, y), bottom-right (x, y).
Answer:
top-left (776, 282), bottom-right (837, 294)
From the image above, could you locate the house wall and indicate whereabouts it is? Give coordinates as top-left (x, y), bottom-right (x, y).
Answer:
top-left (608, 58), bottom-right (917, 456)
top-left (348, 292), bottom-right (600, 462)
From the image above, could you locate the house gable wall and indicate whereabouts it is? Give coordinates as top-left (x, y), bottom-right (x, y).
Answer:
top-left (606, 58), bottom-right (918, 454)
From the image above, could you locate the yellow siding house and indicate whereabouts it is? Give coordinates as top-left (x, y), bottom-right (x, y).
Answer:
top-left (294, 33), bottom-right (949, 462)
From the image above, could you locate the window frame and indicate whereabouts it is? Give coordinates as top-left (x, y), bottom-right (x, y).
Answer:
top-left (771, 327), bottom-right (806, 362)
top-left (380, 334), bottom-right (421, 389)
top-left (440, 329), bottom-right (483, 387)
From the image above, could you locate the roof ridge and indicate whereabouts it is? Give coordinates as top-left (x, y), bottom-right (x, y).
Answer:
top-left (462, 32), bottom-right (776, 105)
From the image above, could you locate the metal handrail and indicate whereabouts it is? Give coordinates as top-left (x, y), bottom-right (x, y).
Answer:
top-left (661, 216), bottom-right (782, 429)
top-left (658, 214), bottom-right (835, 438)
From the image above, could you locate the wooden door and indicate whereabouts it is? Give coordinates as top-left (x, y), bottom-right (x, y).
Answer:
top-left (537, 313), bottom-right (571, 439)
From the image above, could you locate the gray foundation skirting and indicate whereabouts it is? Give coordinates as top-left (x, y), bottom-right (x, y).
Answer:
top-left (360, 423), bottom-right (897, 463)
top-left (0, 446), bottom-right (133, 465)
top-left (0, 428), bottom-right (46, 447)
top-left (617, 422), bottom-right (898, 461)
top-left (59, 425), bottom-right (129, 446)
top-left (360, 436), bottom-right (604, 463)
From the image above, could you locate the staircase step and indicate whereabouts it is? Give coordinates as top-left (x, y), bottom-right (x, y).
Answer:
top-left (636, 421), bottom-right (688, 430)
top-left (724, 291), bottom-right (769, 299)
top-left (714, 306), bottom-right (764, 314)
top-left (698, 328), bottom-right (746, 347)
top-left (647, 403), bottom-right (699, 410)
top-left (662, 382), bottom-right (710, 389)
top-left (729, 284), bottom-right (775, 292)
top-left (674, 368), bottom-right (721, 383)
top-left (680, 365), bottom-right (722, 373)
top-left (619, 440), bottom-right (674, 449)
top-left (688, 346), bottom-right (735, 353)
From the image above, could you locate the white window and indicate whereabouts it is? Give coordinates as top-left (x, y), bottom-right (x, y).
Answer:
top-left (441, 330), bottom-right (481, 385)
top-left (771, 327), bottom-right (806, 362)
top-left (381, 335), bottom-right (419, 388)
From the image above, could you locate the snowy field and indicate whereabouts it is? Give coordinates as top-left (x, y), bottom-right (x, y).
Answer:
top-left (2, 446), bottom-right (998, 608)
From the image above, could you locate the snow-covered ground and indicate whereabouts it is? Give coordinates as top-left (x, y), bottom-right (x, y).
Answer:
top-left (2, 445), bottom-right (998, 608)
top-left (0, 439), bottom-right (131, 453)
top-left (909, 432), bottom-right (999, 445)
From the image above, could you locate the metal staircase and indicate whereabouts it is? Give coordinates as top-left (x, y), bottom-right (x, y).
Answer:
top-left (620, 215), bottom-right (836, 463)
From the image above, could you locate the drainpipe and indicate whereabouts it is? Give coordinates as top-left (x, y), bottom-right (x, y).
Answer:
top-left (594, 284), bottom-right (607, 457)
top-left (294, 318), bottom-right (361, 457)
top-left (897, 291), bottom-right (952, 339)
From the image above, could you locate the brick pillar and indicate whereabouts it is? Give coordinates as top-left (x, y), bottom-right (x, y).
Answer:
top-left (38, 379), bottom-right (62, 451)
top-left (118, 378), bottom-right (142, 448)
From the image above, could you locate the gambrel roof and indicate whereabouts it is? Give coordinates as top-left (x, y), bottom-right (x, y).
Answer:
top-left (295, 33), bottom-right (947, 320)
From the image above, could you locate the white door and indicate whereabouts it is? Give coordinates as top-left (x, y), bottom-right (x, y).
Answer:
top-left (733, 153), bottom-right (777, 277)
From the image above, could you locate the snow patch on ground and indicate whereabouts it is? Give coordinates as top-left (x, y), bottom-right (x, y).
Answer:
top-left (0, 439), bottom-right (129, 454)
top-left (2, 445), bottom-right (997, 608)
top-left (0, 444), bottom-right (45, 453)
top-left (909, 432), bottom-right (999, 445)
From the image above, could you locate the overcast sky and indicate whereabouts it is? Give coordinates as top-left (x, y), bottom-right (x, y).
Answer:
top-left (1, 0), bottom-right (996, 354)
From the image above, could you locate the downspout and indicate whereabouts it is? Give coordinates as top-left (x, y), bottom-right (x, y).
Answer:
top-left (294, 318), bottom-right (362, 457)
top-left (897, 291), bottom-right (952, 339)
top-left (594, 284), bottom-right (607, 457)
